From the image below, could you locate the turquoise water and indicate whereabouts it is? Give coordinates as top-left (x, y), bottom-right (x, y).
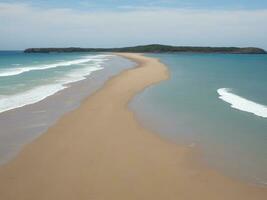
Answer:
top-left (0, 51), bottom-right (111, 113)
top-left (1, 51), bottom-right (266, 185)
top-left (0, 51), bottom-right (134, 165)
top-left (131, 53), bottom-right (267, 185)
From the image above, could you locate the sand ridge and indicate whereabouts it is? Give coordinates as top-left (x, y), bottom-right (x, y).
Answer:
top-left (0, 53), bottom-right (266, 200)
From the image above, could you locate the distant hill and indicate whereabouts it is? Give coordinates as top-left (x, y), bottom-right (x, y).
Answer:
top-left (24, 44), bottom-right (266, 54)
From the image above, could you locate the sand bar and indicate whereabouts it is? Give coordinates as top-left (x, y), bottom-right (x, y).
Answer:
top-left (0, 53), bottom-right (266, 200)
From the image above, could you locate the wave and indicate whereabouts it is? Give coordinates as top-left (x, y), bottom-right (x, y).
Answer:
top-left (0, 84), bottom-right (66, 113)
top-left (0, 54), bottom-right (111, 77)
top-left (0, 55), bottom-right (109, 113)
top-left (217, 88), bottom-right (267, 118)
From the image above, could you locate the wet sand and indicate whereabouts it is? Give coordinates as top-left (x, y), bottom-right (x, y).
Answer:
top-left (0, 55), bottom-right (134, 165)
top-left (0, 53), bottom-right (266, 200)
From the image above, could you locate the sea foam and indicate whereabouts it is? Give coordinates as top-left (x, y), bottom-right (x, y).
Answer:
top-left (217, 88), bottom-right (267, 118)
top-left (0, 84), bottom-right (66, 113)
top-left (0, 54), bottom-right (110, 77)
top-left (0, 55), bottom-right (109, 113)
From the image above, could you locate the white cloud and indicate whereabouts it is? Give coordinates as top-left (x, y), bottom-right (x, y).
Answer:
top-left (0, 2), bottom-right (267, 50)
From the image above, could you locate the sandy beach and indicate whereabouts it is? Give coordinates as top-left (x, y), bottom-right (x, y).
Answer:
top-left (0, 53), bottom-right (266, 200)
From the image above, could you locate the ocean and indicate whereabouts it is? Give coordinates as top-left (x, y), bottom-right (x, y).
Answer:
top-left (0, 51), bottom-right (134, 164)
top-left (0, 51), bottom-right (112, 113)
top-left (130, 53), bottom-right (267, 185)
top-left (0, 51), bottom-right (266, 186)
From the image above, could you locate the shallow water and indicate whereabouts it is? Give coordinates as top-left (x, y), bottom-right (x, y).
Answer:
top-left (0, 51), bottom-right (111, 113)
top-left (130, 53), bottom-right (267, 185)
top-left (0, 52), bottom-right (135, 164)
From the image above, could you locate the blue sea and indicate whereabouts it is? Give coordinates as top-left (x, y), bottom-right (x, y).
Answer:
top-left (0, 51), bottom-right (266, 186)
top-left (0, 51), bottom-right (134, 164)
top-left (0, 51), bottom-right (112, 113)
top-left (130, 53), bottom-right (267, 185)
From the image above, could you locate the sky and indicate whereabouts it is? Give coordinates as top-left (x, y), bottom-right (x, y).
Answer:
top-left (1, 0), bottom-right (267, 50)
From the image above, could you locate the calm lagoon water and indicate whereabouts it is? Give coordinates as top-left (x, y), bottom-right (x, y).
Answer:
top-left (130, 53), bottom-right (267, 185)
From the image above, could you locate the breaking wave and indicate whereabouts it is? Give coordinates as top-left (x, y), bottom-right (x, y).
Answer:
top-left (217, 88), bottom-right (267, 118)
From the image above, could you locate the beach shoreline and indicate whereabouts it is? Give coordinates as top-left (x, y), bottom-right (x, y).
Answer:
top-left (0, 54), bottom-right (135, 165)
top-left (0, 53), bottom-right (266, 199)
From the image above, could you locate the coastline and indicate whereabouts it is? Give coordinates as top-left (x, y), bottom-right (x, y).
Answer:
top-left (0, 53), bottom-right (266, 199)
top-left (0, 54), bottom-right (135, 165)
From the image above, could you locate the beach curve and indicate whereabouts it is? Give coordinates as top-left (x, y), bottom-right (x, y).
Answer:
top-left (0, 53), bottom-right (266, 199)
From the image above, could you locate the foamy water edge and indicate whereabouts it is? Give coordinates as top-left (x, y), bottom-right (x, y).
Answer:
top-left (0, 54), bottom-right (109, 77)
top-left (0, 55), bottom-right (112, 113)
top-left (217, 88), bottom-right (267, 118)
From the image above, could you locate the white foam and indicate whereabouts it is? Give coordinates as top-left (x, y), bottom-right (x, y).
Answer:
top-left (0, 54), bottom-right (111, 77)
top-left (217, 88), bottom-right (267, 118)
top-left (0, 84), bottom-right (66, 113)
top-left (0, 55), bottom-right (111, 113)
top-left (59, 64), bottom-right (104, 85)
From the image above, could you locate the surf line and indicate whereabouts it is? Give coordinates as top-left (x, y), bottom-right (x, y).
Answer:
top-left (217, 88), bottom-right (267, 118)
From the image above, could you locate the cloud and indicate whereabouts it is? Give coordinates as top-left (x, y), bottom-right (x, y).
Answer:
top-left (0, 2), bottom-right (267, 50)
